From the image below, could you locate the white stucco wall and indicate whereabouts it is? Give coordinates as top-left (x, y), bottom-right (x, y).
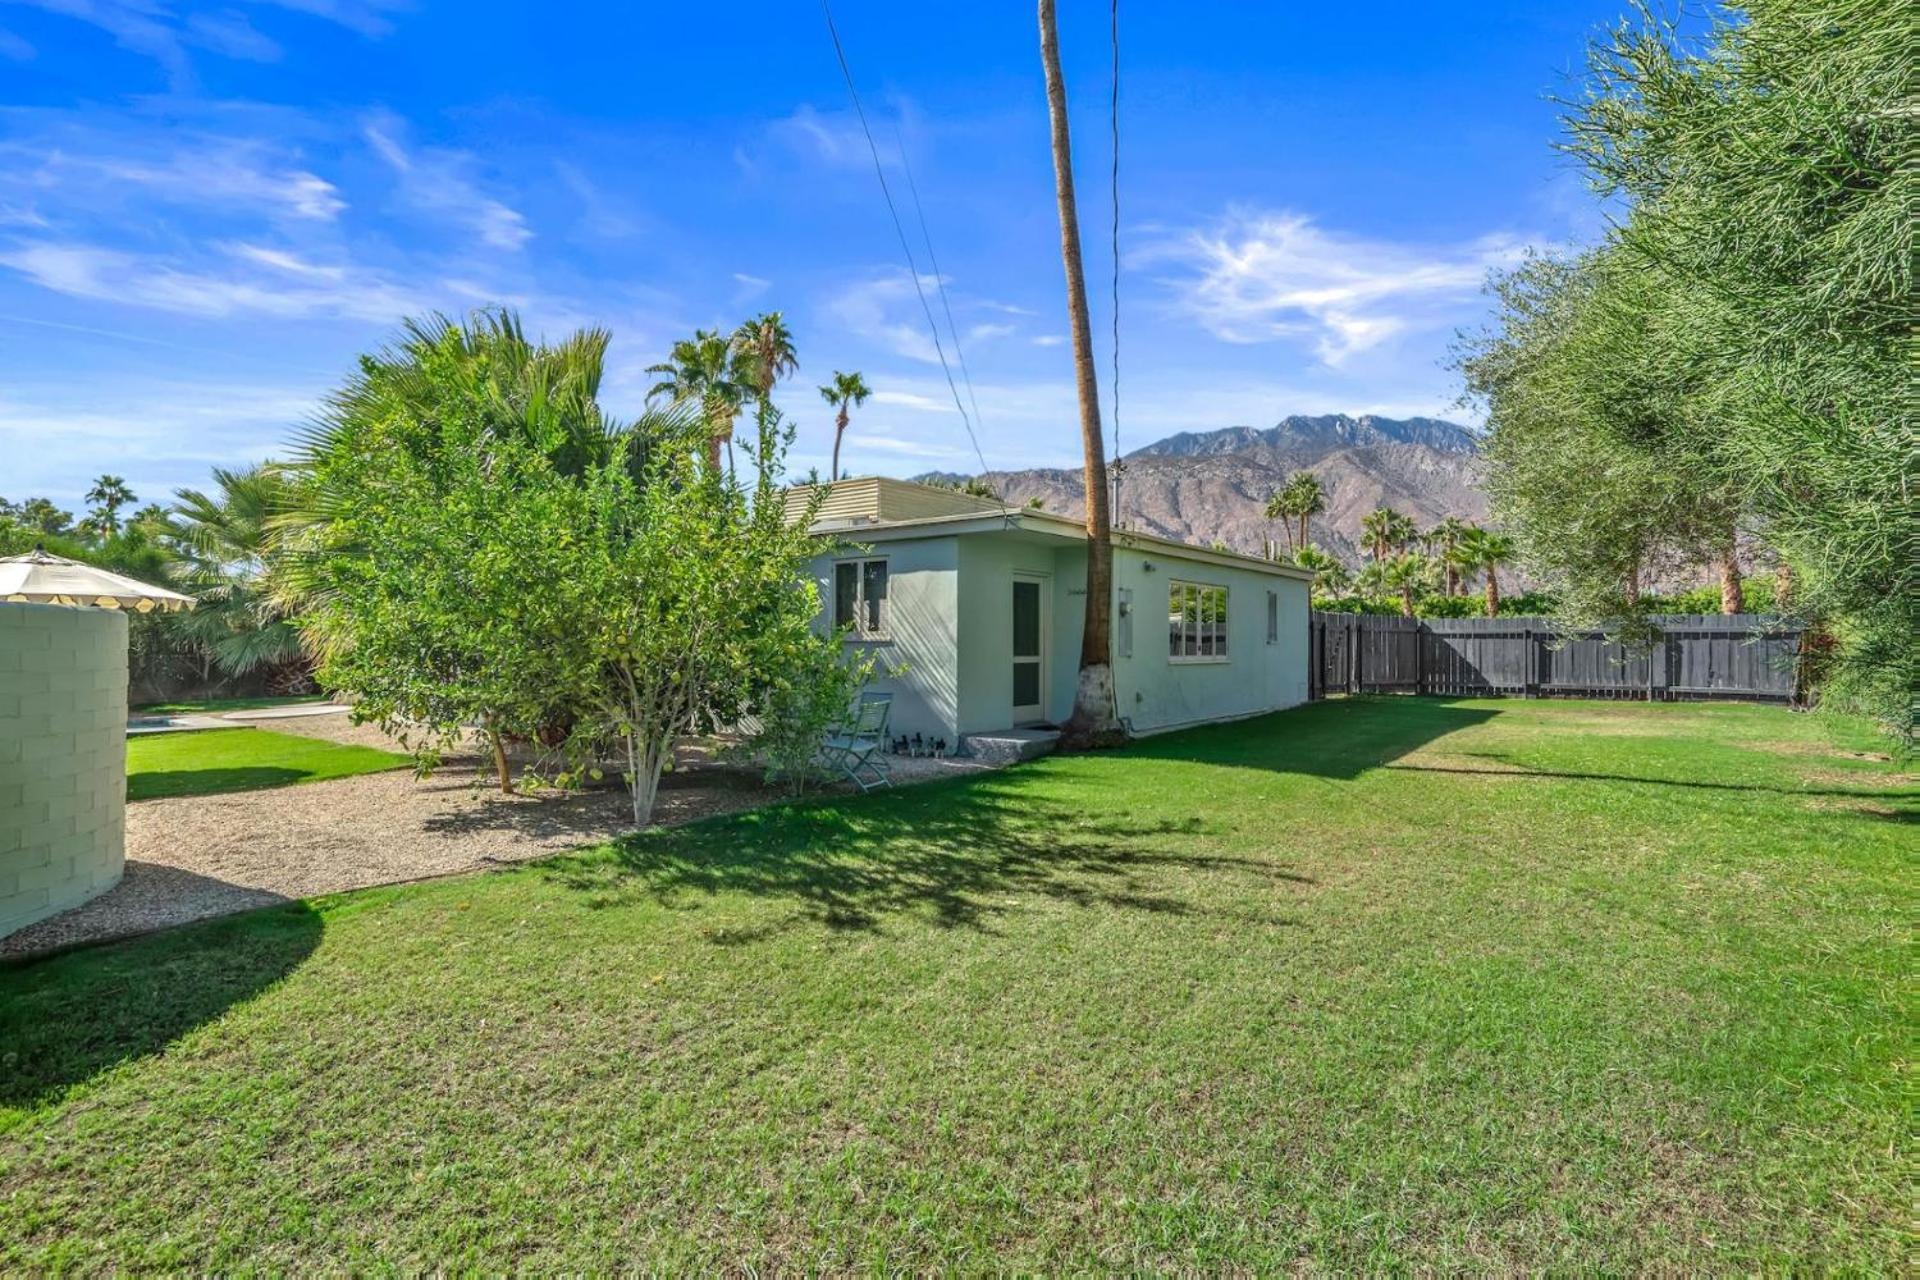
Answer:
top-left (1109, 545), bottom-right (1311, 735)
top-left (810, 528), bottom-right (1310, 748)
top-left (0, 603), bottom-right (128, 938)
top-left (810, 536), bottom-right (960, 745)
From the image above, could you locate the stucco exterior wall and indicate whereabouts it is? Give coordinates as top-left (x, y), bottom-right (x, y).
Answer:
top-left (1109, 545), bottom-right (1310, 735)
top-left (810, 536), bottom-right (960, 745)
top-left (0, 604), bottom-right (128, 938)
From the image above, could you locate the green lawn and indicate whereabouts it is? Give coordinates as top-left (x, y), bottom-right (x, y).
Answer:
top-left (126, 727), bottom-right (411, 800)
top-left (133, 694), bottom-right (329, 715)
top-left (4, 698), bottom-right (1909, 1269)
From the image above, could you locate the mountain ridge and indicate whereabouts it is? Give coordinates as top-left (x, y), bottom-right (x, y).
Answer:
top-left (912, 413), bottom-right (1488, 565)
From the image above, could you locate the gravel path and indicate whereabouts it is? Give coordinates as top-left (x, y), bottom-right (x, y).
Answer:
top-left (2, 721), bottom-right (992, 961)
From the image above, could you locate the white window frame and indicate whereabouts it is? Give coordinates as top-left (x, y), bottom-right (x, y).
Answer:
top-left (1168, 579), bottom-right (1230, 664)
top-left (833, 557), bottom-right (890, 640)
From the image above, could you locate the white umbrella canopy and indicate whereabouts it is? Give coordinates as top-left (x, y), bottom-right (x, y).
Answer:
top-left (0, 547), bottom-right (195, 612)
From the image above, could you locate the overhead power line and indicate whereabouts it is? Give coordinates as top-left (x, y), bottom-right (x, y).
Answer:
top-left (819, 0), bottom-right (994, 488)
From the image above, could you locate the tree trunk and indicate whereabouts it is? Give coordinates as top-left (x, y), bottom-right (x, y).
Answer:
top-left (1039, 0), bottom-right (1124, 750)
top-left (831, 407), bottom-right (850, 481)
top-left (1773, 558), bottom-right (1793, 611)
top-left (625, 729), bottom-right (668, 828)
top-left (1400, 586), bottom-right (1415, 618)
top-left (484, 719), bottom-right (513, 795)
top-left (1298, 513), bottom-right (1309, 551)
top-left (1719, 544), bottom-right (1743, 615)
top-left (1624, 554), bottom-right (1640, 607)
top-left (1484, 569), bottom-right (1500, 618)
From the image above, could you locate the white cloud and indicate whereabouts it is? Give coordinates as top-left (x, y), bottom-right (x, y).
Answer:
top-left (3, 138), bottom-right (347, 221)
top-left (825, 270), bottom-right (944, 364)
top-left (768, 104), bottom-right (906, 170)
top-left (0, 240), bottom-right (430, 322)
top-left (1031, 334), bottom-right (1064, 347)
top-left (870, 389), bottom-right (951, 414)
top-left (966, 321), bottom-right (1015, 344)
top-left (1142, 207), bottom-right (1530, 364)
top-left (8, 0), bottom-right (396, 84)
top-left (364, 111), bottom-right (532, 251)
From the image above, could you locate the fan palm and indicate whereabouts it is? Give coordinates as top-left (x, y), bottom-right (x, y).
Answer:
top-left (1290, 544), bottom-right (1350, 597)
top-left (84, 475), bottom-right (135, 536)
top-left (1456, 527), bottom-right (1517, 616)
top-left (168, 464), bottom-right (309, 680)
top-left (1381, 552), bottom-right (1432, 617)
top-left (647, 329), bottom-right (745, 473)
top-left (732, 312), bottom-right (798, 401)
top-left (1360, 506), bottom-right (1415, 561)
top-left (1431, 516), bottom-right (1472, 595)
top-left (818, 371), bottom-right (871, 482)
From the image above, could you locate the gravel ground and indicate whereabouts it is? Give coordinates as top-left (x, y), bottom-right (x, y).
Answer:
top-left (1, 717), bottom-right (992, 961)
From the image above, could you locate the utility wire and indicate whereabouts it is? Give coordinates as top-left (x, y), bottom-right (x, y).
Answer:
top-left (820, 0), bottom-right (995, 489)
top-left (893, 122), bottom-right (991, 476)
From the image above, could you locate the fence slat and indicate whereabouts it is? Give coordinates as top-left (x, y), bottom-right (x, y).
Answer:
top-left (1307, 612), bottom-right (1800, 703)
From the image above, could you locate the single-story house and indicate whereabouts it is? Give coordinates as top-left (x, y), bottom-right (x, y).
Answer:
top-left (790, 477), bottom-right (1314, 752)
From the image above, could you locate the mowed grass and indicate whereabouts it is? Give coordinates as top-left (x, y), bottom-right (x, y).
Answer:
top-left (3, 698), bottom-right (1909, 1270)
top-left (126, 727), bottom-right (411, 800)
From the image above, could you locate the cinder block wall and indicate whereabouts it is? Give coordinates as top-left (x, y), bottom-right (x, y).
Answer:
top-left (0, 603), bottom-right (129, 937)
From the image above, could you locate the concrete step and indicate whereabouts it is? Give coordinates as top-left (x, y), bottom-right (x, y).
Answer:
top-left (962, 727), bottom-right (1060, 765)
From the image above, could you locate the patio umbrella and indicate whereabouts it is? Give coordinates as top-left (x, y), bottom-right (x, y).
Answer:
top-left (0, 547), bottom-right (195, 612)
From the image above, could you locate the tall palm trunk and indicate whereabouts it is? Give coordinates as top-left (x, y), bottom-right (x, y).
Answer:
top-left (1773, 558), bottom-right (1793, 610)
top-left (1484, 566), bottom-right (1500, 618)
top-left (1719, 541), bottom-right (1743, 615)
top-left (1039, 0), bottom-right (1123, 749)
top-left (831, 406), bottom-right (850, 481)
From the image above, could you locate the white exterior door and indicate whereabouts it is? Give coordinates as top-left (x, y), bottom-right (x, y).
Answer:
top-left (1011, 575), bottom-right (1047, 724)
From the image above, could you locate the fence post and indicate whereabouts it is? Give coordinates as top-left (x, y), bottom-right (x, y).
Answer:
top-left (1415, 620), bottom-right (1427, 696)
top-left (1351, 618), bottom-right (1363, 694)
top-left (1522, 625), bottom-right (1535, 698)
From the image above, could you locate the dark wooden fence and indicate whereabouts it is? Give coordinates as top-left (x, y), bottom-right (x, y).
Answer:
top-left (1308, 612), bottom-right (1803, 703)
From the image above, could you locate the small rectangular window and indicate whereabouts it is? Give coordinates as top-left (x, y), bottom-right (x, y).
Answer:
top-left (832, 557), bottom-right (889, 638)
top-left (1168, 580), bottom-right (1228, 663)
top-left (1266, 590), bottom-right (1279, 644)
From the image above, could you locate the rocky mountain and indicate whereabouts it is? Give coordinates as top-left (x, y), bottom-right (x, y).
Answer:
top-left (918, 413), bottom-right (1489, 566)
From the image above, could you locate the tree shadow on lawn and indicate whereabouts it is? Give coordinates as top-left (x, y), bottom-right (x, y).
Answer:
top-left (1117, 696), bottom-right (1501, 780)
top-left (546, 775), bottom-right (1315, 941)
top-left (0, 901), bottom-right (322, 1117)
top-left (128, 765), bottom-right (313, 802)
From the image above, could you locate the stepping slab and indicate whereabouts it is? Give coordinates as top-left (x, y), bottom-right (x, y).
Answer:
top-left (961, 728), bottom-right (1060, 765)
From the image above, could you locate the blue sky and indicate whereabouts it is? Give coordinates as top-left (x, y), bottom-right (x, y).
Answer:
top-left (0, 0), bottom-right (1626, 513)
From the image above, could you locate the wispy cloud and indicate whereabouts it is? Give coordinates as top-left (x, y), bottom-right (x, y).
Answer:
top-left (0, 23), bottom-right (34, 59)
top-left (768, 103), bottom-right (906, 170)
top-left (0, 240), bottom-right (431, 321)
top-left (0, 133), bottom-right (346, 221)
top-left (7, 0), bottom-right (396, 85)
top-left (1141, 207), bottom-right (1530, 364)
top-left (825, 270), bottom-right (943, 364)
top-left (364, 110), bottom-right (531, 251)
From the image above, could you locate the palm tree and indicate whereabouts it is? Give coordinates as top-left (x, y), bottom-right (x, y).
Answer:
top-left (1263, 489), bottom-right (1298, 554)
top-left (1291, 544), bottom-right (1350, 597)
top-left (1360, 506), bottom-right (1413, 561)
top-left (1039, 0), bottom-right (1123, 748)
top-left (169, 464), bottom-right (309, 683)
top-left (1285, 472), bottom-right (1326, 550)
top-left (732, 312), bottom-right (798, 401)
top-left (84, 475), bottom-right (135, 536)
top-left (1381, 552), bottom-right (1429, 618)
top-left (647, 329), bottom-right (745, 473)
top-left (818, 371), bottom-right (871, 482)
top-left (1431, 516), bottom-right (1472, 595)
top-left (1457, 527), bottom-right (1517, 617)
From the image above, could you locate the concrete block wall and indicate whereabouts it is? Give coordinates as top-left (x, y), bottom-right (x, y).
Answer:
top-left (0, 603), bottom-right (129, 938)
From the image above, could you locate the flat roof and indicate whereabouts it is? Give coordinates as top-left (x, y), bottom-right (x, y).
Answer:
top-left (793, 478), bottom-right (1313, 582)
